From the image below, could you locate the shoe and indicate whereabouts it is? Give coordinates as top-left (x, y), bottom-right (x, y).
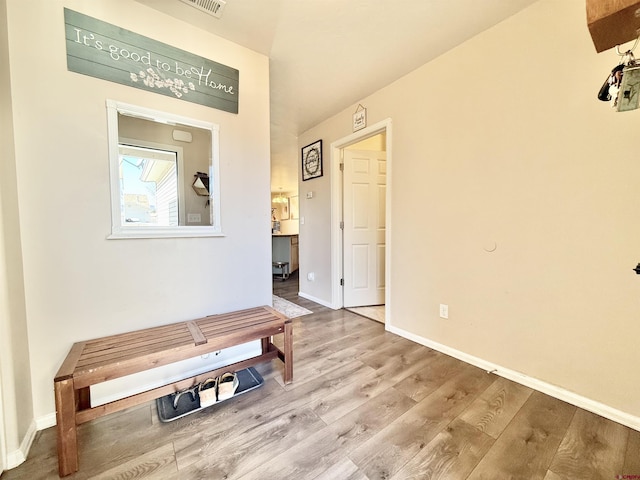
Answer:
top-left (217, 372), bottom-right (239, 401)
top-left (198, 377), bottom-right (218, 408)
top-left (172, 384), bottom-right (199, 409)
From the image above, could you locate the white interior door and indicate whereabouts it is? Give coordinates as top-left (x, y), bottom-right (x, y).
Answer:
top-left (343, 149), bottom-right (386, 307)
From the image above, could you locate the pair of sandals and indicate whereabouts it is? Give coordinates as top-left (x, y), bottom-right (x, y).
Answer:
top-left (172, 372), bottom-right (239, 409)
top-left (197, 372), bottom-right (239, 408)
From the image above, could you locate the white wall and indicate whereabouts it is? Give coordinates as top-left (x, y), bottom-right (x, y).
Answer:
top-left (4, 0), bottom-right (271, 427)
top-left (0, 0), bottom-right (33, 463)
top-left (300, 0), bottom-right (640, 423)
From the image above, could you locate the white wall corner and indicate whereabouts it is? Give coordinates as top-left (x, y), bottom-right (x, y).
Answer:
top-left (386, 324), bottom-right (640, 433)
top-left (5, 418), bottom-right (37, 470)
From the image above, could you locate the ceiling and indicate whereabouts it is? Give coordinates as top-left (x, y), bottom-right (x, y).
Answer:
top-left (136, 0), bottom-right (539, 193)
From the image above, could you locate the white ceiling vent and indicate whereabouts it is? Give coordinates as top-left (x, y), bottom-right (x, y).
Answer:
top-left (179, 0), bottom-right (227, 19)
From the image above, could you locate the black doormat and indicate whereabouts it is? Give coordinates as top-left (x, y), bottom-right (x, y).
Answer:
top-left (156, 367), bottom-right (264, 422)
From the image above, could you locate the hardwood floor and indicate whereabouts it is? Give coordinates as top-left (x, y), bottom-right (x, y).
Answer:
top-left (3, 271), bottom-right (639, 479)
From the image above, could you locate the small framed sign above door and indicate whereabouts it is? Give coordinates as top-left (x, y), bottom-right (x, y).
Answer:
top-left (353, 104), bottom-right (367, 132)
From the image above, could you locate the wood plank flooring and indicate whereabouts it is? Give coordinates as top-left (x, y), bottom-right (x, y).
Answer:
top-left (3, 271), bottom-right (639, 479)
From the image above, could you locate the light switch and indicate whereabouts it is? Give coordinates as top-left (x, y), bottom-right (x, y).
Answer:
top-left (306, 191), bottom-right (313, 199)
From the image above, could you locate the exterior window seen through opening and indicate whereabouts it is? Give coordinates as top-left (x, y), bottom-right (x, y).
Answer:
top-left (119, 145), bottom-right (179, 226)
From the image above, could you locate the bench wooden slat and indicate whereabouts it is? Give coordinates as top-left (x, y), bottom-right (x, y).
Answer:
top-left (54, 342), bottom-right (87, 382)
top-left (200, 323), bottom-right (287, 346)
top-left (197, 309), bottom-right (288, 335)
top-left (80, 325), bottom-right (191, 354)
top-left (80, 323), bottom-right (187, 352)
top-left (75, 332), bottom-right (193, 366)
top-left (186, 320), bottom-right (207, 345)
top-left (200, 307), bottom-right (280, 326)
top-left (197, 312), bottom-right (279, 328)
top-left (74, 337), bottom-right (196, 371)
top-left (79, 330), bottom-right (192, 354)
top-left (197, 317), bottom-right (285, 337)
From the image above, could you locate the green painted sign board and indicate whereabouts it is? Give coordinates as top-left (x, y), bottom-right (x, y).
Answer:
top-left (64, 8), bottom-right (239, 113)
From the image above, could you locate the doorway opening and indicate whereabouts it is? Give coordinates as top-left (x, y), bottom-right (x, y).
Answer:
top-left (330, 118), bottom-right (392, 326)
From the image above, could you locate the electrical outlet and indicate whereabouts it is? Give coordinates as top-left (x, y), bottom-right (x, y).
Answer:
top-left (307, 272), bottom-right (315, 281)
top-left (439, 304), bottom-right (449, 319)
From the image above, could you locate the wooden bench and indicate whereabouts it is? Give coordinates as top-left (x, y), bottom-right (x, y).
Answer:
top-left (53, 305), bottom-right (292, 477)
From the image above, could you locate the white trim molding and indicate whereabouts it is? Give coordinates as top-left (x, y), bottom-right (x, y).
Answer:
top-left (105, 99), bottom-right (223, 239)
top-left (298, 291), bottom-right (336, 309)
top-left (35, 413), bottom-right (56, 431)
top-left (387, 324), bottom-right (640, 433)
top-left (5, 419), bottom-right (37, 470)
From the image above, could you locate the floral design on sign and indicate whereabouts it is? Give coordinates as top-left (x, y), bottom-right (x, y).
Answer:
top-left (130, 68), bottom-right (196, 98)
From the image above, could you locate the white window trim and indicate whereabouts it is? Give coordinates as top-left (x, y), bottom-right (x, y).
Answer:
top-left (106, 99), bottom-right (223, 239)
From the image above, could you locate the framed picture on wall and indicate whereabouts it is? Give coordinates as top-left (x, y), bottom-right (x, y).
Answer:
top-left (301, 139), bottom-right (323, 181)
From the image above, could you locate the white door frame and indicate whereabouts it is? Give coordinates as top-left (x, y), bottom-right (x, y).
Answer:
top-left (330, 118), bottom-right (392, 325)
top-left (0, 366), bottom-right (6, 474)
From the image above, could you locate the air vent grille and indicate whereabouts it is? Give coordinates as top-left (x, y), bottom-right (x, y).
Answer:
top-left (179, 0), bottom-right (227, 19)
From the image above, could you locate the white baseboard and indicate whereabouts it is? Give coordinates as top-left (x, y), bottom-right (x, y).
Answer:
top-left (297, 291), bottom-right (337, 309)
top-left (387, 324), bottom-right (640, 433)
top-left (35, 412), bottom-right (56, 431)
top-left (6, 450), bottom-right (24, 470)
top-left (6, 418), bottom-right (37, 470)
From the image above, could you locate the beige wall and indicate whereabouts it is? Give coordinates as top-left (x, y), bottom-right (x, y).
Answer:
top-left (2, 0), bottom-right (271, 440)
top-left (0, 0), bottom-right (33, 459)
top-left (300, 0), bottom-right (640, 421)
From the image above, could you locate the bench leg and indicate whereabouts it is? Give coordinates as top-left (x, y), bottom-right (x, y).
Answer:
top-left (283, 321), bottom-right (293, 384)
top-left (261, 337), bottom-right (270, 354)
top-left (76, 386), bottom-right (91, 411)
top-left (55, 379), bottom-right (79, 477)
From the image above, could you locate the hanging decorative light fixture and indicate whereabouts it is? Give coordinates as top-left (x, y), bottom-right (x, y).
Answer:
top-left (272, 189), bottom-right (287, 204)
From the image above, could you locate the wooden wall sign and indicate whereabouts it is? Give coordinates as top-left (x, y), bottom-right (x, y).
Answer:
top-left (586, 0), bottom-right (640, 53)
top-left (64, 8), bottom-right (239, 113)
top-left (352, 104), bottom-right (367, 132)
